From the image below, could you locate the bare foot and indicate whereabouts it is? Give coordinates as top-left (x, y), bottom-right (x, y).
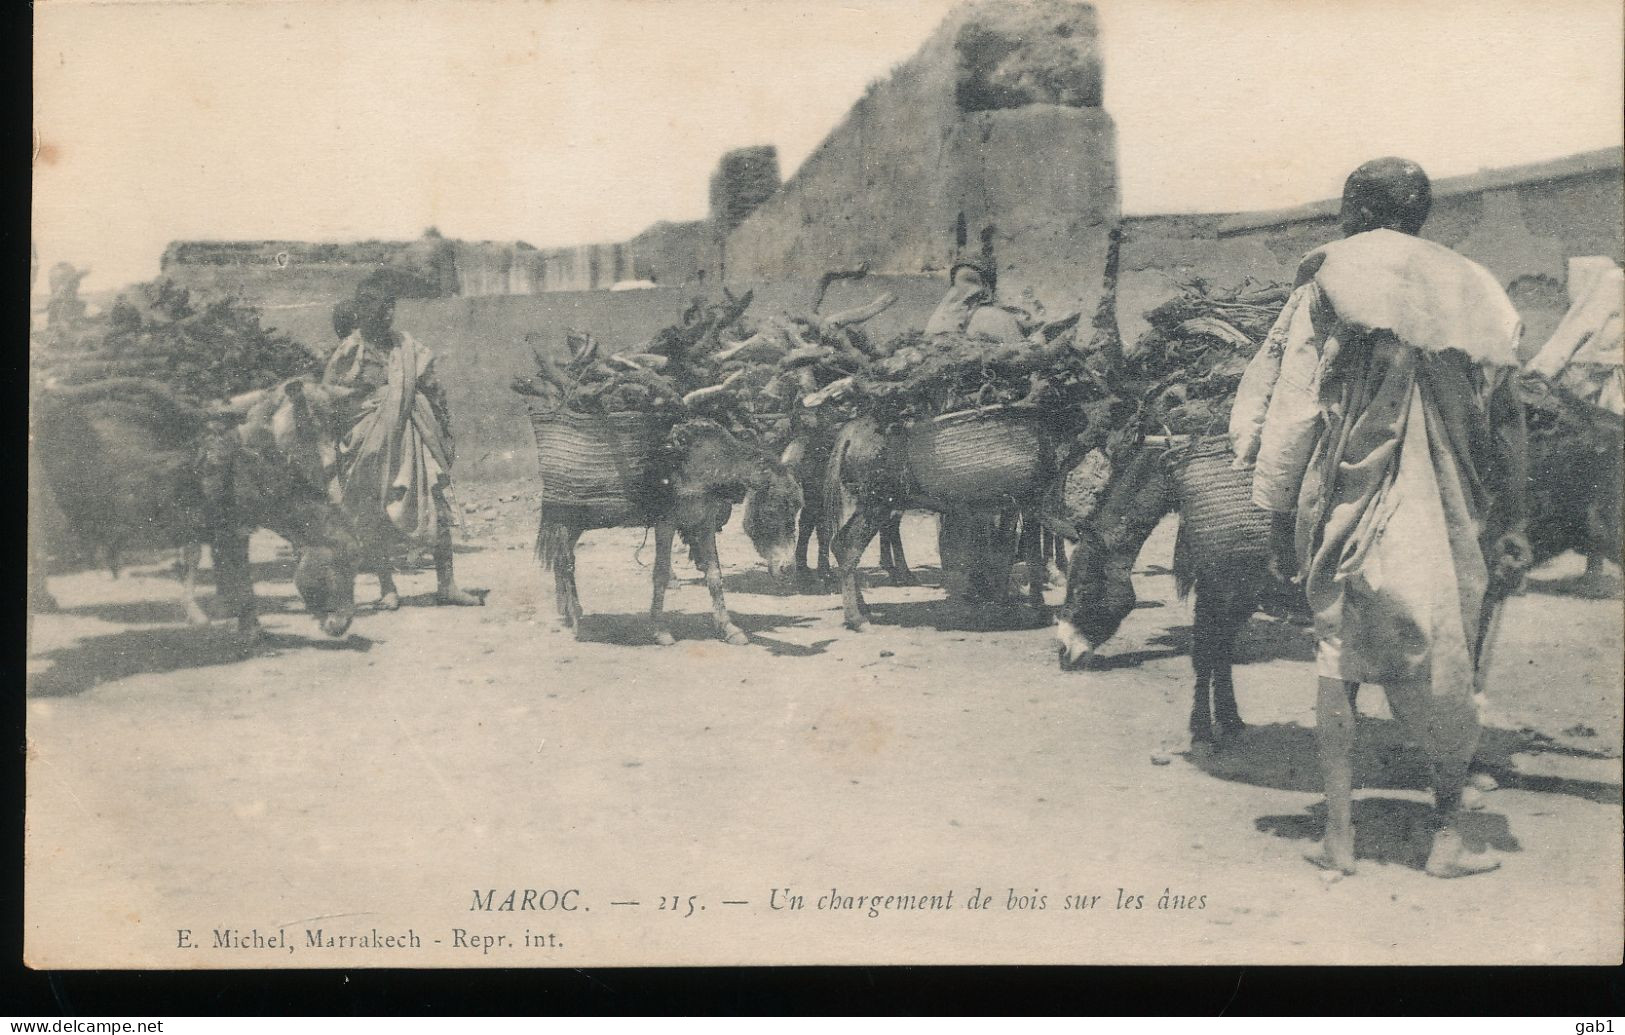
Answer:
top-left (1303, 842), bottom-right (1357, 876)
top-left (1461, 786), bottom-right (1486, 811)
top-left (722, 626), bottom-right (749, 646)
top-left (376, 592), bottom-right (401, 612)
top-left (184, 603), bottom-right (211, 626)
top-left (653, 629), bottom-right (675, 647)
top-left (435, 586), bottom-right (483, 606)
top-left (1424, 828), bottom-right (1501, 878)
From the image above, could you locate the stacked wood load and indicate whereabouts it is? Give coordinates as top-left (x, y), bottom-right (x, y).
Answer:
top-left (30, 279), bottom-right (320, 403)
top-left (1126, 279), bottom-right (1293, 436)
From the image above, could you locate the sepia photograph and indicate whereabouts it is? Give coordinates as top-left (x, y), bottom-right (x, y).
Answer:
top-left (26, 0), bottom-right (1624, 969)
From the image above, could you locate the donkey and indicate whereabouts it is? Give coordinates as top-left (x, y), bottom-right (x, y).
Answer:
top-left (823, 413), bottom-right (1062, 631)
top-left (1053, 432), bottom-right (1281, 749)
top-left (1056, 398), bottom-right (1624, 750)
top-left (538, 418), bottom-right (802, 646)
top-left (32, 377), bottom-right (363, 642)
top-left (746, 431), bottom-right (912, 589)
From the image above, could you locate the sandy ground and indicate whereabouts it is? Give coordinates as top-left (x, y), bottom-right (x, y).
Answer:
top-left (24, 482), bottom-right (1624, 967)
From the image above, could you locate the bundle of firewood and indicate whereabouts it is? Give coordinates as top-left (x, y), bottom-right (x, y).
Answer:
top-left (824, 313), bottom-right (1106, 427)
top-left (1130, 279), bottom-right (1293, 435)
top-left (510, 289), bottom-right (900, 446)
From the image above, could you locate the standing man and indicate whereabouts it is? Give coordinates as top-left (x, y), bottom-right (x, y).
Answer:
top-left (926, 258), bottom-right (1029, 601)
top-left (324, 275), bottom-right (481, 608)
top-left (1230, 158), bottom-right (1531, 878)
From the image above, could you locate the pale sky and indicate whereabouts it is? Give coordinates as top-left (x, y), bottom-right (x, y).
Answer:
top-left (32, 0), bottom-right (1625, 291)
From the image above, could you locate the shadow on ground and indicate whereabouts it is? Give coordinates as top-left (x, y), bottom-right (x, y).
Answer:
top-left (723, 564), bottom-right (945, 597)
top-left (1525, 571), bottom-right (1624, 600)
top-left (1072, 615), bottom-right (1314, 673)
top-left (1256, 798), bottom-right (1520, 871)
top-left (26, 625), bottom-right (374, 698)
top-left (568, 609), bottom-right (823, 655)
top-left (1189, 716), bottom-right (1621, 805)
top-left (859, 597), bottom-right (1053, 633)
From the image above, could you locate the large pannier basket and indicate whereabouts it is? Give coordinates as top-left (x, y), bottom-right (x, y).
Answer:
top-left (903, 404), bottom-right (1055, 503)
top-left (527, 407), bottom-right (668, 511)
top-left (1166, 435), bottom-right (1272, 574)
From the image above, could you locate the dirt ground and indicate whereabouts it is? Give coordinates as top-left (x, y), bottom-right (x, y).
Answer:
top-left (24, 482), bottom-right (1624, 967)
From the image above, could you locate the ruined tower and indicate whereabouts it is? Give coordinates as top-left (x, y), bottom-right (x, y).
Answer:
top-left (724, 0), bottom-right (1119, 308)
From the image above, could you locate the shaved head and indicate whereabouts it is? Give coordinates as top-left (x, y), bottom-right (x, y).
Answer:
top-left (1340, 157), bottom-right (1432, 237)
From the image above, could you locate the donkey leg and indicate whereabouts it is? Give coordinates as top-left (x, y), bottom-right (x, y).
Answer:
top-left (1211, 589), bottom-right (1252, 742)
top-left (546, 525), bottom-right (583, 632)
top-left (561, 531), bottom-right (585, 634)
top-left (650, 521), bottom-right (677, 646)
top-left (833, 506), bottom-right (882, 632)
top-left (883, 514), bottom-right (918, 586)
top-left (1023, 514), bottom-right (1047, 611)
top-left (181, 542), bottom-right (209, 625)
top-left (1046, 530), bottom-right (1068, 586)
top-left (697, 523), bottom-right (748, 645)
top-left (212, 530), bottom-right (261, 646)
top-left (794, 508), bottom-right (816, 584)
top-left (1188, 586), bottom-right (1218, 752)
top-left (376, 563), bottom-right (401, 611)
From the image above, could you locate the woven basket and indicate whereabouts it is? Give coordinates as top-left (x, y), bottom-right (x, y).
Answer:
top-left (1166, 435), bottom-right (1272, 573)
top-left (904, 405), bottom-right (1054, 504)
top-left (527, 408), bottom-right (668, 510)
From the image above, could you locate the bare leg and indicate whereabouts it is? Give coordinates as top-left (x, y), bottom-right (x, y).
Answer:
top-left (833, 506), bottom-right (882, 631)
top-left (434, 526), bottom-right (481, 606)
top-left (650, 521), bottom-right (676, 646)
top-left (181, 542), bottom-right (209, 625)
top-left (1305, 677), bottom-right (1359, 874)
top-left (1385, 679), bottom-right (1501, 878)
top-left (698, 522), bottom-right (748, 645)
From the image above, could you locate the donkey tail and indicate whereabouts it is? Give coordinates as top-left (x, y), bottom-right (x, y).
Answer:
top-left (821, 424), bottom-right (856, 544)
top-left (536, 516), bottom-right (570, 571)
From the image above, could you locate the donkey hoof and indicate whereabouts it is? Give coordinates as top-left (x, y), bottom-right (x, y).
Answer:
top-left (654, 629), bottom-right (676, 647)
top-left (1217, 719), bottom-right (1247, 742)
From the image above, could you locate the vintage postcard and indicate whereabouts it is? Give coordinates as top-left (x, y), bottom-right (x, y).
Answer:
top-left (27, 0), bottom-right (1624, 968)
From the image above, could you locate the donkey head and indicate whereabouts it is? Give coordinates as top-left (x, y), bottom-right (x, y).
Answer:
top-left (742, 438), bottom-right (805, 580)
top-left (232, 378), bottom-right (362, 636)
top-left (1055, 525), bottom-right (1139, 670)
top-left (1054, 417), bottom-right (1168, 670)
